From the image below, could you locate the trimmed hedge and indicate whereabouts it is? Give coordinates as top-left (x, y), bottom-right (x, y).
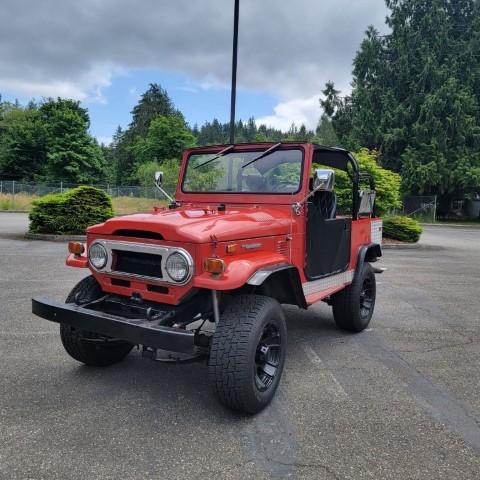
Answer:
top-left (29, 186), bottom-right (114, 234)
top-left (383, 216), bottom-right (423, 243)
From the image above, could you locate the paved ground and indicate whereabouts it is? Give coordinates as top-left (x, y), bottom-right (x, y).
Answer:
top-left (1, 212), bottom-right (479, 479)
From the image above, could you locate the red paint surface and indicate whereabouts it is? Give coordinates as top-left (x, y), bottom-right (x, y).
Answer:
top-left (69, 143), bottom-right (380, 306)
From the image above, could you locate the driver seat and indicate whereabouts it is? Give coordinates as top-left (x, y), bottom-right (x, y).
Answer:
top-left (308, 177), bottom-right (337, 219)
top-left (313, 191), bottom-right (337, 219)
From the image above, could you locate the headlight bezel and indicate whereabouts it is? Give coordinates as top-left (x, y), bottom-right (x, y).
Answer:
top-left (88, 242), bottom-right (108, 270)
top-left (165, 250), bottom-right (193, 283)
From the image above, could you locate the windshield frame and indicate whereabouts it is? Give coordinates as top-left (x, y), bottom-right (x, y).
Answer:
top-left (180, 146), bottom-right (306, 197)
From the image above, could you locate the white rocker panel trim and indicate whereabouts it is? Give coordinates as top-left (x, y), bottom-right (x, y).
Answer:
top-left (371, 219), bottom-right (383, 245)
top-left (302, 270), bottom-right (354, 296)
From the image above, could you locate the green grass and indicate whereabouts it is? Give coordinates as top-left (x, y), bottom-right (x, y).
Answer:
top-left (0, 192), bottom-right (166, 215)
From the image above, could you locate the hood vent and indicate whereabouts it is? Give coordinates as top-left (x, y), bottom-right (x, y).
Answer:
top-left (112, 229), bottom-right (164, 240)
top-left (276, 240), bottom-right (288, 255)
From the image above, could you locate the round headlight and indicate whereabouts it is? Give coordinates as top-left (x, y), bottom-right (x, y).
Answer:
top-left (88, 243), bottom-right (108, 269)
top-left (165, 252), bottom-right (190, 283)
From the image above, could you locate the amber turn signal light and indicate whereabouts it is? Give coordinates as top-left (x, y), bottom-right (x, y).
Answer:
top-left (68, 242), bottom-right (85, 255)
top-left (226, 244), bottom-right (237, 254)
top-left (204, 258), bottom-right (226, 274)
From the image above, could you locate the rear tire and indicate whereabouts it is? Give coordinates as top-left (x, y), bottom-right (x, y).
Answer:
top-left (208, 295), bottom-right (287, 414)
top-left (332, 263), bottom-right (376, 332)
top-left (60, 276), bottom-right (133, 367)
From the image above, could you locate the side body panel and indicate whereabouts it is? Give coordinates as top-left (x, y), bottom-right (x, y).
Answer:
top-left (300, 217), bottom-right (382, 305)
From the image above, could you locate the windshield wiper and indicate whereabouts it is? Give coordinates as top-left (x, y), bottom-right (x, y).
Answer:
top-left (241, 142), bottom-right (282, 169)
top-left (194, 145), bottom-right (235, 169)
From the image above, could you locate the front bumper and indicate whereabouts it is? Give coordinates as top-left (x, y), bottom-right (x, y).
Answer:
top-left (32, 297), bottom-right (197, 354)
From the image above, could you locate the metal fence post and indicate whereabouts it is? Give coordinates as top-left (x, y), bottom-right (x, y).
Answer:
top-left (433, 195), bottom-right (437, 223)
top-left (12, 180), bottom-right (15, 209)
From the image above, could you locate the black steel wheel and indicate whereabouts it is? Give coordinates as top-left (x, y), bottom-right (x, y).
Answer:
top-left (60, 276), bottom-right (133, 367)
top-left (331, 263), bottom-right (376, 332)
top-left (208, 295), bottom-right (287, 414)
top-left (254, 323), bottom-right (282, 392)
top-left (359, 276), bottom-right (374, 321)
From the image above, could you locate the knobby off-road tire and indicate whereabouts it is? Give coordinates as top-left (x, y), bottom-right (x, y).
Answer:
top-left (208, 295), bottom-right (287, 414)
top-left (332, 263), bottom-right (376, 332)
top-left (60, 275), bottom-right (133, 367)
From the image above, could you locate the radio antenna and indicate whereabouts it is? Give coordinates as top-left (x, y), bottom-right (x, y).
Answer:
top-left (229, 0), bottom-right (240, 145)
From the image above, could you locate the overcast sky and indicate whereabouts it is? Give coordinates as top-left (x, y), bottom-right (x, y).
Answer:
top-left (0, 0), bottom-right (388, 141)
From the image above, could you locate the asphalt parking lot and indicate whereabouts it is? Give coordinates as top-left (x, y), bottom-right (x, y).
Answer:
top-left (1, 212), bottom-right (479, 479)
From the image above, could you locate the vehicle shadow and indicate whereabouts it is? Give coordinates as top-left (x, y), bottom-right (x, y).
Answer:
top-left (46, 302), bottom-right (346, 423)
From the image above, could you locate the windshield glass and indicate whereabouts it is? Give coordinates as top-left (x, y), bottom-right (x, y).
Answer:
top-left (182, 148), bottom-right (303, 194)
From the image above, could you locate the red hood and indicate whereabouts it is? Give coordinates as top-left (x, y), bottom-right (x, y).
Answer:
top-left (87, 205), bottom-right (293, 243)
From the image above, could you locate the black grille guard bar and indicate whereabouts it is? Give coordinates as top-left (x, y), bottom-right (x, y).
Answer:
top-left (32, 297), bottom-right (196, 354)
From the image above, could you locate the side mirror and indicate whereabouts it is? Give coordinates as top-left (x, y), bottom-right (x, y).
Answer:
top-left (154, 171), bottom-right (164, 186)
top-left (313, 169), bottom-right (335, 192)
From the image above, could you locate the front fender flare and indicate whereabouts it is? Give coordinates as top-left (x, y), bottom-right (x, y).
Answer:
top-left (247, 264), bottom-right (307, 309)
top-left (192, 253), bottom-right (288, 291)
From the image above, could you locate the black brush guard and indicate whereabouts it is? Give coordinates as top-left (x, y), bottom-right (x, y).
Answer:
top-left (32, 294), bottom-right (208, 355)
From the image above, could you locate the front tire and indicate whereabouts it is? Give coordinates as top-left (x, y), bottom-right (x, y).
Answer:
top-left (331, 263), bottom-right (376, 332)
top-left (208, 295), bottom-right (287, 414)
top-left (60, 276), bottom-right (133, 367)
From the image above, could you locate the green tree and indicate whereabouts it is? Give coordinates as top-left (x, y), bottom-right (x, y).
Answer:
top-left (130, 115), bottom-right (196, 167)
top-left (315, 114), bottom-right (339, 146)
top-left (0, 103), bottom-right (47, 180)
top-left (109, 83), bottom-right (183, 183)
top-left (333, 0), bottom-right (480, 205)
top-left (130, 83), bottom-right (183, 137)
top-left (40, 98), bottom-right (105, 183)
top-left (320, 81), bottom-right (341, 118)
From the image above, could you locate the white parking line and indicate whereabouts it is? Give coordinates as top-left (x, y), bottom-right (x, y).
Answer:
top-left (302, 343), bottom-right (348, 400)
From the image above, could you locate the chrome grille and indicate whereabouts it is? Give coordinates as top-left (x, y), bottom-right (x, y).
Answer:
top-left (88, 240), bottom-right (193, 285)
top-left (113, 250), bottom-right (163, 279)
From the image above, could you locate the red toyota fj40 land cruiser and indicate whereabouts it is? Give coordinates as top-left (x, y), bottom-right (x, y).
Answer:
top-left (32, 142), bottom-right (383, 413)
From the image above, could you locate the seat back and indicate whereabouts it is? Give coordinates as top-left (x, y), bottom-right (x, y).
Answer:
top-left (312, 191), bottom-right (337, 219)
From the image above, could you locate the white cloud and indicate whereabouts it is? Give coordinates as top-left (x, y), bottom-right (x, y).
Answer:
top-left (0, 0), bottom-right (387, 103)
top-left (0, 63), bottom-right (115, 103)
top-left (0, 79), bottom-right (88, 101)
top-left (256, 96), bottom-right (320, 131)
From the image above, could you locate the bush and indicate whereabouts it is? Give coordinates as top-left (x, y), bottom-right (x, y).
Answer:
top-left (29, 186), bottom-right (113, 234)
top-left (383, 216), bottom-right (423, 243)
top-left (314, 149), bottom-right (402, 216)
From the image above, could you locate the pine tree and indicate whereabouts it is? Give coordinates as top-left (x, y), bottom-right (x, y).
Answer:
top-left (130, 83), bottom-right (183, 137)
top-left (334, 0), bottom-right (480, 204)
top-left (40, 98), bottom-right (105, 183)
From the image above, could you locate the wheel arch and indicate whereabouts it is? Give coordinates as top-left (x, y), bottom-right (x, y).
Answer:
top-left (246, 264), bottom-right (307, 309)
top-left (356, 243), bottom-right (382, 276)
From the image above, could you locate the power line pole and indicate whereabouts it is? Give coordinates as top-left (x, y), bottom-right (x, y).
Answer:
top-left (229, 0), bottom-right (240, 145)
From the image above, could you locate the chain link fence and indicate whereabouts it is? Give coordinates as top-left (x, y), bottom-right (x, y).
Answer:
top-left (0, 180), bottom-right (174, 213)
top-left (0, 180), bottom-right (175, 198)
top-left (394, 195), bottom-right (437, 223)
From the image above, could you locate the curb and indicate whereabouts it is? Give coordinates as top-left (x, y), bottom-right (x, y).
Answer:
top-left (0, 210), bottom-right (29, 214)
top-left (421, 223), bottom-right (480, 229)
top-left (382, 242), bottom-right (420, 250)
top-left (24, 232), bottom-right (86, 242)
